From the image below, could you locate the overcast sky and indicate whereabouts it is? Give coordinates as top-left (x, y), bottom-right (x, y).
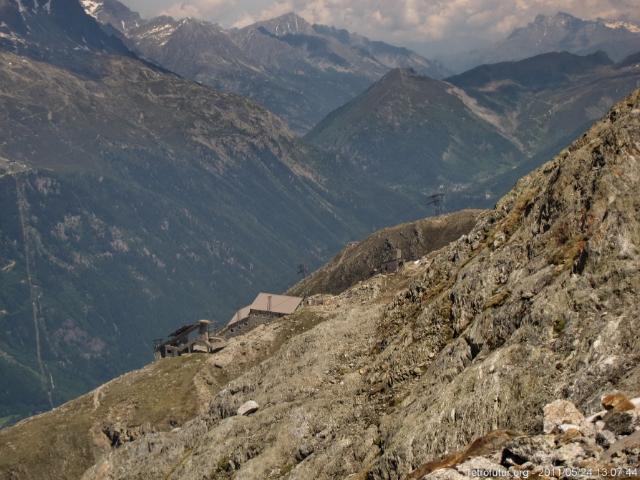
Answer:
top-left (122, 0), bottom-right (640, 55)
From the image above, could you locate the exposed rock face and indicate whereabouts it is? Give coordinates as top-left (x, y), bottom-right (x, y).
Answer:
top-left (543, 400), bottom-right (587, 434)
top-left (414, 399), bottom-right (640, 479)
top-left (237, 401), bottom-right (260, 417)
top-left (57, 90), bottom-right (639, 479)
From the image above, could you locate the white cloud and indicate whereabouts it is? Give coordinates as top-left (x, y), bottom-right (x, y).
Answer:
top-left (160, 2), bottom-right (202, 18)
top-left (160, 0), bottom-right (232, 19)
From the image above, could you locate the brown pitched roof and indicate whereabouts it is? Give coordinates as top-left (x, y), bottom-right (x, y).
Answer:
top-left (251, 293), bottom-right (303, 315)
top-left (227, 293), bottom-right (303, 327)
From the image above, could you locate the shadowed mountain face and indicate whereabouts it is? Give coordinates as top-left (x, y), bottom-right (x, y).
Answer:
top-left (0, 0), bottom-right (382, 423)
top-left (0, 0), bottom-right (132, 70)
top-left (447, 51), bottom-right (640, 159)
top-left (306, 68), bottom-right (522, 201)
top-left (308, 52), bottom-right (640, 209)
top-left (80, 2), bottom-right (448, 133)
top-left (445, 12), bottom-right (640, 73)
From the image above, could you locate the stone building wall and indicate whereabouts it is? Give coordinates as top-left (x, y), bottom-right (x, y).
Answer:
top-left (225, 311), bottom-right (283, 338)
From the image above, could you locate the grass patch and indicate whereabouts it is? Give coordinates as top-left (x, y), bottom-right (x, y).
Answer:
top-left (554, 318), bottom-right (567, 334)
top-left (0, 415), bottom-right (19, 429)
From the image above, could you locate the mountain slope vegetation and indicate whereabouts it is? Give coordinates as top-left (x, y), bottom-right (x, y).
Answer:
top-left (308, 52), bottom-right (640, 209)
top-left (306, 68), bottom-right (521, 200)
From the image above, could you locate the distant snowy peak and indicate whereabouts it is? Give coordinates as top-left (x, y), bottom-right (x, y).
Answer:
top-left (80, 0), bottom-right (141, 33)
top-left (251, 13), bottom-right (313, 36)
top-left (132, 17), bottom-right (179, 45)
top-left (130, 17), bottom-right (227, 48)
top-left (80, 0), bottom-right (101, 18)
top-left (602, 20), bottom-right (640, 34)
top-left (528, 12), bottom-right (640, 35)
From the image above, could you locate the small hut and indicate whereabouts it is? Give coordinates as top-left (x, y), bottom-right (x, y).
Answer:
top-left (224, 293), bottom-right (303, 338)
top-left (155, 320), bottom-right (226, 359)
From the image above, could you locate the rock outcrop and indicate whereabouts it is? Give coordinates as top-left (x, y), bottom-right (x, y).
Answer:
top-left (413, 397), bottom-right (640, 479)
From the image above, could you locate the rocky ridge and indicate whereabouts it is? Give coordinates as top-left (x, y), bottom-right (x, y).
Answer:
top-left (289, 210), bottom-right (483, 297)
top-left (31, 89), bottom-right (639, 479)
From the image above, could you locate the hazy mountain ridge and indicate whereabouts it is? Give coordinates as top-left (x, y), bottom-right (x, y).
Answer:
top-left (306, 68), bottom-right (522, 198)
top-left (307, 51), bottom-right (640, 211)
top-left (444, 12), bottom-right (640, 73)
top-left (447, 50), bottom-right (640, 158)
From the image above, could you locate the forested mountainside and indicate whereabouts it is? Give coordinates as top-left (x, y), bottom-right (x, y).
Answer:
top-left (0, 0), bottom-right (378, 423)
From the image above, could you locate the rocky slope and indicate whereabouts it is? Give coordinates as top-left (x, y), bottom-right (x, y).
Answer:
top-left (289, 210), bottom-right (482, 297)
top-left (445, 12), bottom-right (640, 73)
top-left (83, 3), bottom-right (446, 133)
top-left (410, 397), bottom-right (640, 479)
top-left (2, 88), bottom-right (638, 479)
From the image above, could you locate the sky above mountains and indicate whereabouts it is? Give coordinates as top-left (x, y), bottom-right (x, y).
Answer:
top-left (123, 0), bottom-right (640, 55)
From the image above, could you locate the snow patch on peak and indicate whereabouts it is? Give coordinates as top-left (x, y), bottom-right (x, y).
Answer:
top-left (81, 0), bottom-right (103, 18)
top-left (137, 23), bottom-right (178, 46)
top-left (603, 20), bottom-right (640, 33)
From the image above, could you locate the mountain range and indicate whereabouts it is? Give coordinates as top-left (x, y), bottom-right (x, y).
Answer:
top-left (1, 0), bottom-right (640, 427)
top-left (445, 12), bottom-right (640, 73)
top-left (1, 85), bottom-right (638, 480)
top-left (81, 0), bottom-right (448, 133)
